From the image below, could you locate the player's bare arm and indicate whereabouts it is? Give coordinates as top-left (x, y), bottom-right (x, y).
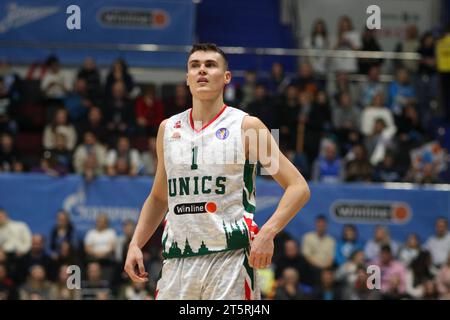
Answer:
top-left (124, 119), bottom-right (168, 283)
top-left (243, 116), bottom-right (311, 269)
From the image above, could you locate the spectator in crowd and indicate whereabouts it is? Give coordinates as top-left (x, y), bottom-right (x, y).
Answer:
top-left (313, 268), bottom-right (342, 300)
top-left (436, 252), bottom-right (450, 299)
top-left (49, 240), bottom-right (80, 281)
top-left (118, 279), bottom-right (152, 300)
top-left (115, 220), bottom-right (135, 265)
top-left (312, 140), bottom-right (344, 183)
top-left (49, 210), bottom-right (77, 257)
top-left (332, 72), bottom-right (358, 106)
top-left (81, 262), bottom-right (110, 300)
top-left (0, 76), bottom-right (18, 135)
top-left (274, 267), bottom-right (311, 300)
top-left (73, 131), bottom-right (107, 178)
top-left (0, 132), bottom-right (20, 172)
top-left (18, 234), bottom-right (52, 283)
top-left (77, 57), bottom-right (102, 100)
top-left (44, 132), bottom-right (73, 174)
top-left (424, 217), bottom-right (450, 268)
top-left (236, 70), bottom-right (257, 110)
top-left (247, 83), bottom-right (279, 129)
top-left (372, 245), bottom-right (407, 299)
top-left (140, 137), bottom-right (157, 176)
top-left (395, 24), bottom-right (420, 74)
top-left (274, 239), bottom-right (315, 287)
top-left (291, 62), bottom-right (320, 95)
top-left (266, 62), bottom-right (290, 98)
top-left (388, 68), bottom-right (416, 115)
top-left (335, 224), bottom-right (363, 266)
top-left (43, 108), bottom-right (77, 151)
top-left (302, 215), bottom-right (336, 270)
top-left (405, 250), bottom-right (435, 299)
top-left (0, 208), bottom-right (32, 257)
top-left (360, 93), bottom-right (396, 139)
top-left (84, 214), bottom-right (117, 265)
top-left (49, 264), bottom-right (81, 300)
top-left (422, 279), bottom-right (439, 300)
top-left (64, 78), bottom-right (94, 122)
top-left (105, 58), bottom-right (135, 97)
top-left (0, 263), bottom-right (18, 300)
top-left (303, 19), bottom-right (329, 77)
top-left (358, 65), bottom-right (385, 109)
top-left (19, 264), bottom-right (52, 300)
top-left (364, 225), bottom-right (400, 261)
top-left (104, 81), bottom-right (134, 138)
top-left (398, 233), bottom-right (422, 267)
top-left (358, 28), bottom-right (383, 75)
top-left (344, 144), bottom-right (373, 182)
top-left (76, 106), bottom-right (108, 146)
top-left (135, 85), bottom-right (164, 137)
top-left (279, 85), bottom-right (300, 153)
top-left (364, 118), bottom-right (395, 166)
top-left (373, 152), bottom-right (402, 182)
top-left (395, 103), bottom-right (426, 146)
top-left (335, 249), bottom-right (366, 287)
top-left (332, 91), bottom-right (360, 136)
top-left (105, 136), bottom-right (141, 177)
top-left (341, 264), bottom-right (381, 300)
top-left (40, 56), bottom-right (69, 103)
top-left (164, 83), bottom-right (190, 117)
top-left (332, 16), bottom-right (360, 73)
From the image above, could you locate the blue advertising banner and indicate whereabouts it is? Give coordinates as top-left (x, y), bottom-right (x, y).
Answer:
top-left (0, 174), bottom-right (449, 246)
top-left (0, 0), bottom-right (195, 67)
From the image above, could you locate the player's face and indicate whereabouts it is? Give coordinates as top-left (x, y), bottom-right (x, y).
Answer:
top-left (187, 50), bottom-right (231, 100)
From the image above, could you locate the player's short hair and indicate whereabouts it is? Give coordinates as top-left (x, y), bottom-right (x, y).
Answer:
top-left (188, 43), bottom-right (228, 70)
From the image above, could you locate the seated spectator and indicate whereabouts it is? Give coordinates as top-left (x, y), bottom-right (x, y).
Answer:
top-left (424, 217), bottom-right (450, 268)
top-left (405, 250), bottom-right (435, 299)
top-left (371, 245), bottom-right (407, 299)
top-left (140, 137), bottom-right (157, 176)
top-left (0, 208), bottom-right (32, 257)
top-left (344, 144), bottom-right (373, 182)
top-left (19, 264), bottom-right (52, 300)
top-left (313, 268), bottom-right (342, 300)
top-left (105, 58), bottom-right (135, 97)
top-left (279, 85), bottom-right (300, 152)
top-left (357, 65), bottom-right (385, 109)
top-left (364, 225), bottom-right (400, 261)
top-left (43, 108), bottom-right (77, 151)
top-left (388, 68), bottom-right (416, 115)
top-left (32, 152), bottom-right (68, 177)
top-left (360, 93), bottom-right (396, 138)
top-left (335, 249), bottom-right (366, 286)
top-left (335, 224), bottom-right (363, 266)
top-left (398, 233), bottom-right (422, 267)
top-left (364, 118), bottom-right (395, 165)
top-left (332, 91), bottom-right (360, 133)
top-left (341, 264), bottom-right (381, 300)
top-left (331, 16), bottom-right (360, 73)
top-left (76, 106), bottom-right (108, 146)
top-left (40, 56), bottom-right (69, 102)
top-left (332, 72), bottom-right (358, 105)
top-left (106, 136), bottom-right (141, 177)
top-left (302, 215), bottom-right (336, 270)
top-left (291, 61), bottom-right (320, 96)
top-left (81, 262), bottom-right (110, 300)
top-left (436, 252), bottom-right (450, 299)
top-left (373, 152), bottom-right (403, 182)
top-left (49, 210), bottom-right (77, 257)
top-left (43, 132), bottom-right (73, 173)
top-left (0, 132), bottom-right (21, 172)
top-left (395, 104), bottom-right (425, 145)
top-left (77, 57), bottom-right (102, 100)
top-left (118, 279), bottom-right (152, 300)
top-left (266, 62), bottom-right (290, 97)
top-left (164, 83), bottom-right (190, 117)
top-left (18, 234), bottom-right (52, 283)
top-left (358, 28), bottom-right (383, 74)
top-left (49, 264), bottom-right (81, 300)
top-left (104, 81), bottom-right (134, 137)
top-left (247, 83), bottom-right (279, 129)
top-left (115, 220), bottom-right (135, 265)
top-left (49, 240), bottom-right (81, 281)
top-left (0, 263), bottom-right (18, 300)
top-left (73, 131), bottom-right (107, 178)
top-left (84, 214), bottom-right (117, 265)
top-left (135, 85), bottom-right (164, 137)
top-left (274, 267), bottom-right (312, 300)
top-left (312, 140), bottom-right (344, 183)
top-left (64, 78), bottom-right (94, 122)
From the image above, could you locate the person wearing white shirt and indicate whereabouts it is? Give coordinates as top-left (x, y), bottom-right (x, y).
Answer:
top-left (424, 217), bottom-right (450, 267)
top-left (106, 136), bottom-right (141, 176)
top-left (84, 214), bottom-right (117, 263)
top-left (0, 208), bottom-right (32, 256)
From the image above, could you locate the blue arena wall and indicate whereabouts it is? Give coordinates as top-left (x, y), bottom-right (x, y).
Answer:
top-left (0, 174), bottom-right (449, 245)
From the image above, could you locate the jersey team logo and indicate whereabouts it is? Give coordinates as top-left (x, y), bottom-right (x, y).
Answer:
top-left (171, 132), bottom-right (181, 139)
top-left (174, 120), bottom-right (181, 128)
top-left (215, 128), bottom-right (229, 140)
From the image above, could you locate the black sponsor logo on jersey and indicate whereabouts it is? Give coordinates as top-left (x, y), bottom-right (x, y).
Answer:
top-left (174, 201), bottom-right (217, 215)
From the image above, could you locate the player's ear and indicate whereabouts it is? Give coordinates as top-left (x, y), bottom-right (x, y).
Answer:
top-left (186, 73), bottom-right (189, 86)
top-left (224, 71), bottom-right (231, 85)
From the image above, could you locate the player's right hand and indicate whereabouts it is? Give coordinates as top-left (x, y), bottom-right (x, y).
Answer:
top-left (124, 243), bottom-right (149, 283)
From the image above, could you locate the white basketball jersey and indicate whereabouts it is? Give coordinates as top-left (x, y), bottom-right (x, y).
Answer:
top-left (162, 105), bottom-right (258, 259)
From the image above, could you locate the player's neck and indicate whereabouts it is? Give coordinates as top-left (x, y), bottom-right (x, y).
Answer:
top-left (191, 96), bottom-right (225, 125)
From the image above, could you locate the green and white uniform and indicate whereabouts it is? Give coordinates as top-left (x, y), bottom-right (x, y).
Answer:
top-left (156, 105), bottom-right (260, 300)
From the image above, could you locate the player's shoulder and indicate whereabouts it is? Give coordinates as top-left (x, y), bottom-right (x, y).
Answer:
top-left (241, 114), bottom-right (267, 130)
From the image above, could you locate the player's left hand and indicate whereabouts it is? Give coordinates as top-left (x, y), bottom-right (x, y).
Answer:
top-left (248, 229), bottom-right (274, 269)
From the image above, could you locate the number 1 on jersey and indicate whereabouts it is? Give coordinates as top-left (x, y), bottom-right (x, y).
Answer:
top-left (191, 146), bottom-right (198, 170)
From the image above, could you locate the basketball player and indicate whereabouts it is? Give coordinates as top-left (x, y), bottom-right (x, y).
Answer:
top-left (124, 43), bottom-right (310, 300)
